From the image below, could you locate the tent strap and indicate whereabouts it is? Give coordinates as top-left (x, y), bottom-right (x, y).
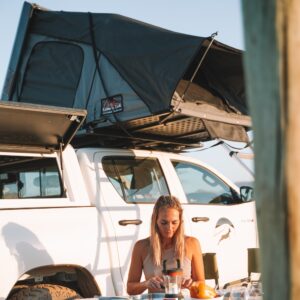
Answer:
top-left (88, 13), bottom-right (133, 138)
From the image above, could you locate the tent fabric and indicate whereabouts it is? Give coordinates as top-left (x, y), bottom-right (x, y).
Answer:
top-left (27, 8), bottom-right (248, 115)
top-left (21, 42), bottom-right (84, 107)
top-left (2, 2), bottom-right (250, 149)
top-left (29, 10), bottom-right (207, 113)
top-left (184, 40), bottom-right (247, 115)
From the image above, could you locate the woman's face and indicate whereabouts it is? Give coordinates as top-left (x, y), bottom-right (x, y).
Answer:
top-left (156, 207), bottom-right (180, 239)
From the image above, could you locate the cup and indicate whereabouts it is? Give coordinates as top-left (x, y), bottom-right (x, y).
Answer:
top-left (163, 274), bottom-right (182, 296)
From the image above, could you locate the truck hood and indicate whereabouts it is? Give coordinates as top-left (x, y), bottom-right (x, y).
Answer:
top-left (0, 102), bottom-right (86, 153)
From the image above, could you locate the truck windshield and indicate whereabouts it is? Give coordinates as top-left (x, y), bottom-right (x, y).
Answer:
top-left (0, 156), bottom-right (63, 199)
top-left (102, 156), bottom-right (169, 203)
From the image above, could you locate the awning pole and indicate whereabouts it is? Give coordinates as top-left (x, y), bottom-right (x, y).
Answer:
top-left (181, 31), bottom-right (218, 100)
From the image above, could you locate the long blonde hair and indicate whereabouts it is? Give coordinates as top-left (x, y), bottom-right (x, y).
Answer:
top-left (150, 195), bottom-right (185, 266)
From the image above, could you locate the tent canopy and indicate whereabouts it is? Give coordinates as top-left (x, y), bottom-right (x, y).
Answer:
top-left (2, 2), bottom-right (250, 151)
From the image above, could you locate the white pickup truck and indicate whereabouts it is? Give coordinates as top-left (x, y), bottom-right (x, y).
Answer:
top-left (0, 102), bottom-right (257, 299)
top-left (0, 2), bottom-right (257, 299)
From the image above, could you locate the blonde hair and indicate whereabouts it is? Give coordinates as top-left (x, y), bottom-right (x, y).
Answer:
top-left (150, 195), bottom-right (185, 266)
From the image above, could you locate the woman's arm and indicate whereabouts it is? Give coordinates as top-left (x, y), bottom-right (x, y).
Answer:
top-left (181, 236), bottom-right (205, 289)
top-left (190, 237), bottom-right (205, 281)
top-left (127, 240), bottom-right (147, 295)
top-left (127, 239), bottom-right (164, 295)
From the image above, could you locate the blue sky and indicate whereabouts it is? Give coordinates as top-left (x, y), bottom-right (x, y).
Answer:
top-left (0, 0), bottom-right (253, 186)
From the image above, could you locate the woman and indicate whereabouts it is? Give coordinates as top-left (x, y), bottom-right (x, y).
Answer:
top-left (127, 195), bottom-right (205, 295)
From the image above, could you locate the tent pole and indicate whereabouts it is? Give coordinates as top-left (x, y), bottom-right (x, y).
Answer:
top-left (161, 39), bottom-right (216, 125)
top-left (181, 31), bottom-right (218, 100)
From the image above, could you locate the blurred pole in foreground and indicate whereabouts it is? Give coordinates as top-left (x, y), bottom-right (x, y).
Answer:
top-left (242, 0), bottom-right (300, 299)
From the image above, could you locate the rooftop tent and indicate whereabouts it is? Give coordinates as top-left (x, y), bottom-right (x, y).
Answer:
top-left (2, 1), bottom-right (251, 151)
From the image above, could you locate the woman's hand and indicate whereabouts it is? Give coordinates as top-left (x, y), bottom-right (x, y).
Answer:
top-left (146, 276), bottom-right (164, 291)
top-left (181, 278), bottom-right (194, 289)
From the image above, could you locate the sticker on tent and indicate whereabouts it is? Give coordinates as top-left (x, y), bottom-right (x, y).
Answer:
top-left (101, 95), bottom-right (123, 115)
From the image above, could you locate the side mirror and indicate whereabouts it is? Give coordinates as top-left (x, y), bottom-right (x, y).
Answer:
top-left (240, 186), bottom-right (254, 202)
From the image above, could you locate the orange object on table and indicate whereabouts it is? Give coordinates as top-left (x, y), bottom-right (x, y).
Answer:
top-left (189, 281), bottom-right (217, 299)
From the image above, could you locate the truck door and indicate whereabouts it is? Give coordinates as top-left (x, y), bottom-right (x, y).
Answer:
top-left (168, 159), bottom-right (258, 287)
top-left (94, 152), bottom-right (170, 293)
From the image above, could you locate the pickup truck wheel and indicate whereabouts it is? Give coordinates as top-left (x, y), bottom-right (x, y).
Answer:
top-left (7, 284), bottom-right (81, 300)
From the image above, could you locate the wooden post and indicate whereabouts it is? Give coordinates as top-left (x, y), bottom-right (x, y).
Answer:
top-left (241, 0), bottom-right (295, 299)
top-left (286, 2), bottom-right (300, 299)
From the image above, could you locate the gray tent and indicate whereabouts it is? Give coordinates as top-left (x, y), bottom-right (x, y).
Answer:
top-left (2, 1), bottom-right (251, 151)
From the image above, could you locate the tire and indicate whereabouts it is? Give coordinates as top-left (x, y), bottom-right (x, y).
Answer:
top-left (7, 284), bottom-right (82, 300)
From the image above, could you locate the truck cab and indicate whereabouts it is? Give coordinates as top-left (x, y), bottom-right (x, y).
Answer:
top-left (0, 102), bottom-right (257, 299)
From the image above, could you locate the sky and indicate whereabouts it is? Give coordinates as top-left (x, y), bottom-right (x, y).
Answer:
top-left (0, 0), bottom-right (254, 186)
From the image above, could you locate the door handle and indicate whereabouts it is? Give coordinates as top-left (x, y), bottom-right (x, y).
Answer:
top-left (118, 219), bottom-right (143, 226)
top-left (192, 217), bottom-right (210, 222)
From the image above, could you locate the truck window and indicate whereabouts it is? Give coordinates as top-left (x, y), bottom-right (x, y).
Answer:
top-left (0, 156), bottom-right (63, 199)
top-left (102, 157), bottom-right (169, 203)
top-left (171, 160), bottom-right (238, 205)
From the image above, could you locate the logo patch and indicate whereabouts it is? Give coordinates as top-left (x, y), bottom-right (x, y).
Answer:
top-left (101, 94), bottom-right (123, 115)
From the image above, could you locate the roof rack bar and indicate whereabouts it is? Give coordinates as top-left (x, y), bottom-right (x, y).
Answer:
top-left (74, 131), bottom-right (202, 148)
